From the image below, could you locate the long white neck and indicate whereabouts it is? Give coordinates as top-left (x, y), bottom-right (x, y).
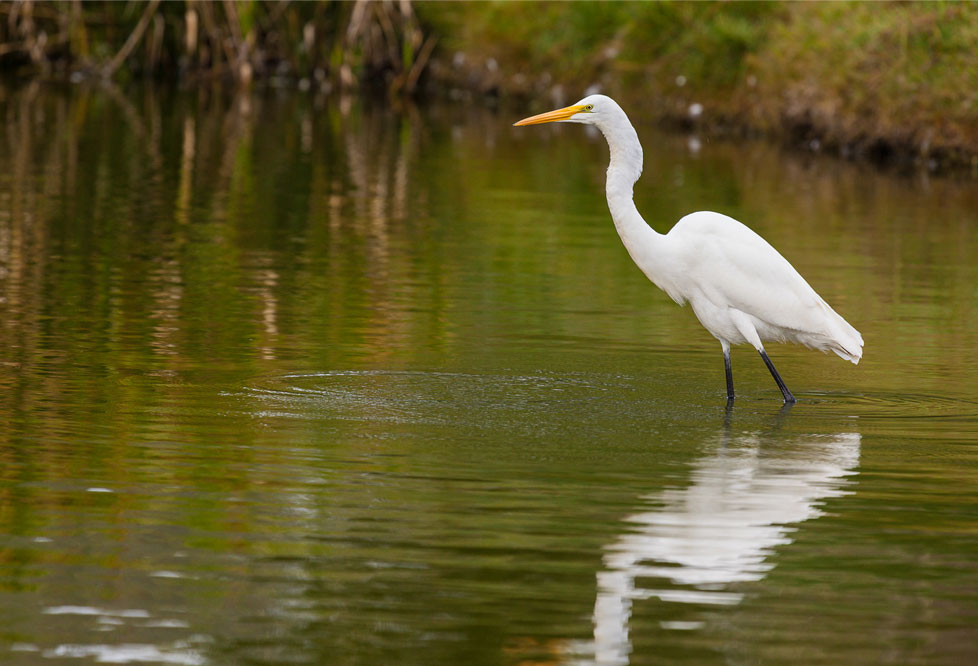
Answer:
top-left (603, 118), bottom-right (647, 237)
top-left (595, 110), bottom-right (676, 297)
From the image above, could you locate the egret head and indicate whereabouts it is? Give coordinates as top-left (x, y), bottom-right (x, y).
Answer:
top-left (514, 93), bottom-right (642, 182)
top-left (513, 94), bottom-right (619, 127)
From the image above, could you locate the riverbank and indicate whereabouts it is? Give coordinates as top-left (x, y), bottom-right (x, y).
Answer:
top-left (2, 2), bottom-right (976, 173)
top-left (419, 2), bottom-right (978, 173)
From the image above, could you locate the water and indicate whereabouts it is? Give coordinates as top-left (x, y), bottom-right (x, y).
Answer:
top-left (1, 82), bottom-right (977, 665)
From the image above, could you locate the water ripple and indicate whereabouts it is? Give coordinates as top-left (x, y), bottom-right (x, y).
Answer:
top-left (807, 390), bottom-right (978, 420)
top-left (237, 369), bottom-right (665, 434)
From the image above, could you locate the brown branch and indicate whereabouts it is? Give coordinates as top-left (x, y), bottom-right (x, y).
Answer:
top-left (405, 34), bottom-right (436, 93)
top-left (103, 0), bottom-right (161, 77)
top-left (257, 0), bottom-right (291, 33)
top-left (373, 2), bottom-right (401, 69)
top-left (0, 31), bottom-right (68, 58)
top-left (0, 40), bottom-right (28, 57)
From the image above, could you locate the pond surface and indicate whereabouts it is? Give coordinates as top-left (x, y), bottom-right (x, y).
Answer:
top-left (1, 82), bottom-right (977, 665)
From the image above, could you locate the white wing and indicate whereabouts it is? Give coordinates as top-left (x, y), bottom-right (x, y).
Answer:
top-left (668, 212), bottom-right (862, 360)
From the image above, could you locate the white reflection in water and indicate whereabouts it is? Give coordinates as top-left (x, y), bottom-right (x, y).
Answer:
top-left (589, 430), bottom-right (860, 665)
top-left (42, 643), bottom-right (205, 665)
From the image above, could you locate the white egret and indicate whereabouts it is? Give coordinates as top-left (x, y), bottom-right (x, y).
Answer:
top-left (514, 95), bottom-right (862, 403)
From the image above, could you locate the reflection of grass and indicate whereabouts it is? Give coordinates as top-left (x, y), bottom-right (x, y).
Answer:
top-left (422, 1), bottom-right (978, 167)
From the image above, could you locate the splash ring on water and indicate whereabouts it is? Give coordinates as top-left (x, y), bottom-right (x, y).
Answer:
top-left (239, 372), bottom-right (978, 429)
top-left (240, 369), bottom-right (620, 429)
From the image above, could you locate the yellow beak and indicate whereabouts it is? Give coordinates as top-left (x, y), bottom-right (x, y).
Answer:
top-left (513, 104), bottom-right (588, 126)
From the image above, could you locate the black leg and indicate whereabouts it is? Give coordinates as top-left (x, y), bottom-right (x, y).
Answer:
top-left (723, 348), bottom-right (735, 401)
top-left (759, 350), bottom-right (796, 404)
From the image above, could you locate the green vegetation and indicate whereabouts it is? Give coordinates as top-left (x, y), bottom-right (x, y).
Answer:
top-left (750, 3), bottom-right (978, 163)
top-left (2, 1), bottom-right (977, 168)
top-left (422, 2), bottom-right (777, 93)
top-left (420, 1), bottom-right (978, 169)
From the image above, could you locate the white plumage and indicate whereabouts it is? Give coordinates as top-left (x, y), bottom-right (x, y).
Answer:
top-left (515, 94), bottom-right (863, 403)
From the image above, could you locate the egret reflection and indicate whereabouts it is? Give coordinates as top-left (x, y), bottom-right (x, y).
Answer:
top-left (589, 430), bottom-right (860, 665)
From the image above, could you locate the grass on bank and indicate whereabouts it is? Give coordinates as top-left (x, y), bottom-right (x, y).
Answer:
top-left (420, 1), bottom-right (978, 168)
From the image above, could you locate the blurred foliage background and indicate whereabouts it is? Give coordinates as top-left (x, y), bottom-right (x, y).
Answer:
top-left (0, 0), bottom-right (433, 93)
top-left (1, 0), bottom-right (977, 169)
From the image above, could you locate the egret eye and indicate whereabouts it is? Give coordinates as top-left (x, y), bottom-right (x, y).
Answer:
top-left (585, 104), bottom-right (594, 111)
